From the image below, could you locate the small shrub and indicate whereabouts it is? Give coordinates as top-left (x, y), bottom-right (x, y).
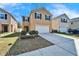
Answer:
top-left (58, 32), bottom-right (66, 34)
top-left (21, 31), bottom-right (27, 35)
top-left (52, 30), bottom-right (58, 33)
top-left (29, 30), bottom-right (38, 36)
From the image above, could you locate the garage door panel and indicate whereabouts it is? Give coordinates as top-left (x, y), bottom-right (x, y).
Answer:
top-left (36, 25), bottom-right (49, 33)
top-left (60, 28), bottom-right (68, 33)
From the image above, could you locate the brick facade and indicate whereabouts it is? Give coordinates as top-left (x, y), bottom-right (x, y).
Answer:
top-left (22, 8), bottom-right (52, 32)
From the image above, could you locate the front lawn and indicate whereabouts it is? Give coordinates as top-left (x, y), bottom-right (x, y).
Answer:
top-left (6, 36), bottom-right (54, 56)
top-left (67, 34), bottom-right (79, 38)
top-left (0, 37), bottom-right (18, 56)
top-left (56, 32), bottom-right (79, 38)
top-left (0, 32), bottom-right (19, 55)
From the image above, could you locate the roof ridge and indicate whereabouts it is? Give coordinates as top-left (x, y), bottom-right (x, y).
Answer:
top-left (52, 13), bottom-right (70, 20)
top-left (0, 8), bottom-right (17, 22)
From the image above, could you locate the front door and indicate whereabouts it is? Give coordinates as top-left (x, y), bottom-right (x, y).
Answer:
top-left (26, 26), bottom-right (29, 32)
top-left (24, 26), bottom-right (29, 32)
top-left (3, 25), bottom-right (8, 32)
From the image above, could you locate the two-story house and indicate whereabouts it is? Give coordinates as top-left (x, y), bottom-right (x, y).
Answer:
top-left (51, 13), bottom-right (79, 33)
top-left (51, 14), bottom-right (70, 33)
top-left (22, 8), bottom-right (52, 33)
top-left (0, 8), bottom-right (18, 33)
top-left (69, 17), bottom-right (79, 30)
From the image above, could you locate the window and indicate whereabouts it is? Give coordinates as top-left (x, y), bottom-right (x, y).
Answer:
top-left (22, 16), bottom-right (30, 22)
top-left (25, 17), bottom-right (30, 22)
top-left (0, 14), bottom-right (5, 19)
top-left (35, 13), bottom-right (41, 19)
top-left (45, 15), bottom-right (50, 20)
top-left (61, 18), bottom-right (67, 23)
top-left (0, 13), bottom-right (7, 19)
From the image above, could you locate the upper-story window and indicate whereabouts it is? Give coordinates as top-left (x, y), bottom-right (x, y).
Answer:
top-left (25, 17), bottom-right (30, 22)
top-left (0, 13), bottom-right (7, 19)
top-left (22, 16), bottom-right (30, 22)
top-left (61, 18), bottom-right (67, 23)
top-left (45, 15), bottom-right (50, 20)
top-left (35, 13), bottom-right (42, 19)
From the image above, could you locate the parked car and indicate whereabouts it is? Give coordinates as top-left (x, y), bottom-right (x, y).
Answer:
top-left (68, 29), bottom-right (79, 34)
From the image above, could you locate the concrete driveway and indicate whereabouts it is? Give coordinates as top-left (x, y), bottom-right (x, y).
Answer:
top-left (18, 33), bottom-right (77, 56)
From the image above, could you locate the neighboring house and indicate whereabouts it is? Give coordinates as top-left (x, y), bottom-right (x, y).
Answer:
top-left (0, 8), bottom-right (18, 33)
top-left (22, 8), bottom-right (52, 33)
top-left (51, 14), bottom-right (70, 33)
top-left (69, 17), bottom-right (79, 30)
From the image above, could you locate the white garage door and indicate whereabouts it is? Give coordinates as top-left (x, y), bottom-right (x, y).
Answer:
top-left (36, 25), bottom-right (49, 33)
top-left (59, 27), bottom-right (68, 33)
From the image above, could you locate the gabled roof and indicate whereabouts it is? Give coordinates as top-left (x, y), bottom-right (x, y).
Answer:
top-left (0, 8), bottom-right (17, 22)
top-left (36, 7), bottom-right (52, 16)
top-left (29, 7), bottom-right (52, 16)
top-left (52, 13), bottom-right (70, 20)
top-left (71, 17), bottom-right (79, 22)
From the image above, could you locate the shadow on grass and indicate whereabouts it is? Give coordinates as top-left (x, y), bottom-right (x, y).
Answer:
top-left (2, 32), bottom-right (20, 38)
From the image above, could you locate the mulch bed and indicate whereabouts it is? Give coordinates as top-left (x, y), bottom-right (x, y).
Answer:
top-left (6, 36), bottom-right (54, 56)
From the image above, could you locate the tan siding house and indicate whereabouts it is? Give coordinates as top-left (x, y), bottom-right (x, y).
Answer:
top-left (51, 14), bottom-right (70, 33)
top-left (51, 14), bottom-right (79, 33)
top-left (22, 8), bottom-right (52, 33)
top-left (0, 8), bottom-right (18, 33)
top-left (69, 18), bottom-right (79, 30)
top-left (51, 19), bottom-right (60, 31)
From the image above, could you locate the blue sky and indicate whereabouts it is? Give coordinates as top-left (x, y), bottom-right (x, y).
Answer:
top-left (0, 3), bottom-right (79, 23)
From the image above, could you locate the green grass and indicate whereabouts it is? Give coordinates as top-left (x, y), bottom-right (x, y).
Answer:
top-left (70, 34), bottom-right (79, 37)
top-left (3, 32), bottom-right (20, 38)
top-left (0, 37), bottom-right (17, 56)
top-left (0, 32), bottom-right (10, 35)
top-left (56, 32), bottom-right (79, 37)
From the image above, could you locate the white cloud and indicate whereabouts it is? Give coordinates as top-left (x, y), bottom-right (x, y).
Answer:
top-left (0, 3), bottom-right (17, 8)
top-left (0, 3), bottom-right (26, 11)
top-left (51, 4), bottom-right (79, 19)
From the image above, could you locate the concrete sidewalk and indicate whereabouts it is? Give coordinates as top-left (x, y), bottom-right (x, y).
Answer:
top-left (18, 45), bottom-right (74, 56)
top-left (18, 33), bottom-right (77, 56)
